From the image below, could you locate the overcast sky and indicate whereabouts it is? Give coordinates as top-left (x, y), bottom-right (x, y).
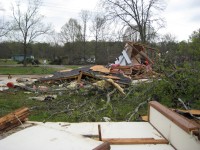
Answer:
top-left (0, 0), bottom-right (200, 41)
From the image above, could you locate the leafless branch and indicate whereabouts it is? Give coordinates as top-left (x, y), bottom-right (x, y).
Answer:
top-left (127, 98), bottom-right (150, 121)
top-left (106, 89), bottom-right (117, 104)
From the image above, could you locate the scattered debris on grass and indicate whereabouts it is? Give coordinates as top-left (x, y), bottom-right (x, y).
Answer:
top-left (0, 42), bottom-right (162, 122)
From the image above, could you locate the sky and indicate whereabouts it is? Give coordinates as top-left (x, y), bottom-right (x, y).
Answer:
top-left (0, 0), bottom-right (200, 41)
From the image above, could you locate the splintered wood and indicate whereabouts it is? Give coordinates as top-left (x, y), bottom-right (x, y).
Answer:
top-left (0, 107), bottom-right (29, 133)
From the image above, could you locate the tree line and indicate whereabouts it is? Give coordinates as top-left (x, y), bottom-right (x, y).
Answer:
top-left (0, 41), bottom-right (124, 65)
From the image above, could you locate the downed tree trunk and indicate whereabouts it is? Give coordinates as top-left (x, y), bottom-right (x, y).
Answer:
top-left (0, 107), bottom-right (29, 133)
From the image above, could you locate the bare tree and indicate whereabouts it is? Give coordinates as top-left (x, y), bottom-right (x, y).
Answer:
top-left (101, 0), bottom-right (166, 43)
top-left (0, 6), bottom-right (11, 39)
top-left (123, 25), bottom-right (140, 41)
top-left (161, 33), bottom-right (177, 43)
top-left (60, 18), bottom-right (82, 43)
top-left (11, 0), bottom-right (51, 66)
top-left (90, 13), bottom-right (107, 62)
top-left (59, 18), bottom-right (82, 64)
top-left (0, 20), bottom-right (11, 39)
top-left (79, 10), bottom-right (90, 62)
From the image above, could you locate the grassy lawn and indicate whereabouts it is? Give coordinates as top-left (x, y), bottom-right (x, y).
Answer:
top-left (0, 65), bottom-right (81, 75)
top-left (0, 66), bottom-right (61, 75)
top-left (0, 83), bottom-right (149, 122)
top-left (0, 78), bottom-right (199, 122)
top-left (0, 59), bottom-right (18, 65)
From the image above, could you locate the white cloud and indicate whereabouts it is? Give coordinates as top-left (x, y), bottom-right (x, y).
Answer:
top-left (159, 0), bottom-right (200, 41)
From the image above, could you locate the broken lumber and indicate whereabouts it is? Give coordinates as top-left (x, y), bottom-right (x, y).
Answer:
top-left (0, 107), bottom-right (29, 133)
top-left (106, 79), bottom-right (125, 95)
top-left (102, 138), bottom-right (169, 145)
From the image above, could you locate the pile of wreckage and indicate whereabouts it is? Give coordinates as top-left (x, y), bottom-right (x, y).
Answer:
top-left (38, 42), bottom-right (159, 84)
top-left (36, 42), bottom-right (160, 94)
top-left (0, 42), bottom-right (160, 96)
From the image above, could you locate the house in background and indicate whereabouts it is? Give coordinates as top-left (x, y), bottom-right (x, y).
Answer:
top-left (11, 54), bottom-right (34, 62)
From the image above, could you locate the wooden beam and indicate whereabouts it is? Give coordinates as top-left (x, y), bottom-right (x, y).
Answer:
top-left (102, 138), bottom-right (169, 145)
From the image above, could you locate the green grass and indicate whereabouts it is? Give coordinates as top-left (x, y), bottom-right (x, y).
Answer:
top-left (0, 66), bottom-right (61, 75)
top-left (0, 80), bottom-right (155, 122)
top-left (0, 78), bottom-right (199, 122)
top-left (0, 59), bottom-right (18, 65)
top-left (0, 65), bottom-right (82, 75)
top-left (0, 82), bottom-right (150, 122)
top-left (65, 65), bottom-right (81, 69)
top-left (0, 91), bottom-right (49, 121)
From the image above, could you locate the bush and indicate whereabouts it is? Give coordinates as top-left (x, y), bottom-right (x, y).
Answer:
top-left (151, 61), bottom-right (200, 109)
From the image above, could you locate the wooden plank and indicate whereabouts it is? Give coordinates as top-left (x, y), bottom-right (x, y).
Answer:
top-left (149, 101), bottom-right (199, 133)
top-left (101, 75), bottom-right (120, 80)
top-left (0, 113), bottom-right (29, 128)
top-left (90, 65), bottom-right (110, 74)
top-left (0, 116), bottom-right (27, 133)
top-left (0, 112), bottom-right (29, 125)
top-left (0, 112), bottom-right (29, 126)
top-left (0, 113), bottom-right (29, 127)
top-left (0, 107), bottom-right (29, 133)
top-left (0, 107), bottom-right (28, 123)
top-left (102, 138), bottom-right (169, 145)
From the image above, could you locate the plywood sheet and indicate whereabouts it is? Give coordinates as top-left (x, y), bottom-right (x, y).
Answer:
top-left (90, 65), bottom-right (110, 74)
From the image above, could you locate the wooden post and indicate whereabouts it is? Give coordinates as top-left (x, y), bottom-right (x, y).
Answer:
top-left (98, 124), bottom-right (102, 141)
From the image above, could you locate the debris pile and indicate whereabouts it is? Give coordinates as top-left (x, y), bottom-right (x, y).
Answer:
top-left (1, 42), bottom-right (160, 94)
top-left (0, 42), bottom-right (162, 122)
top-left (36, 42), bottom-right (160, 93)
top-left (38, 65), bottom-right (131, 94)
